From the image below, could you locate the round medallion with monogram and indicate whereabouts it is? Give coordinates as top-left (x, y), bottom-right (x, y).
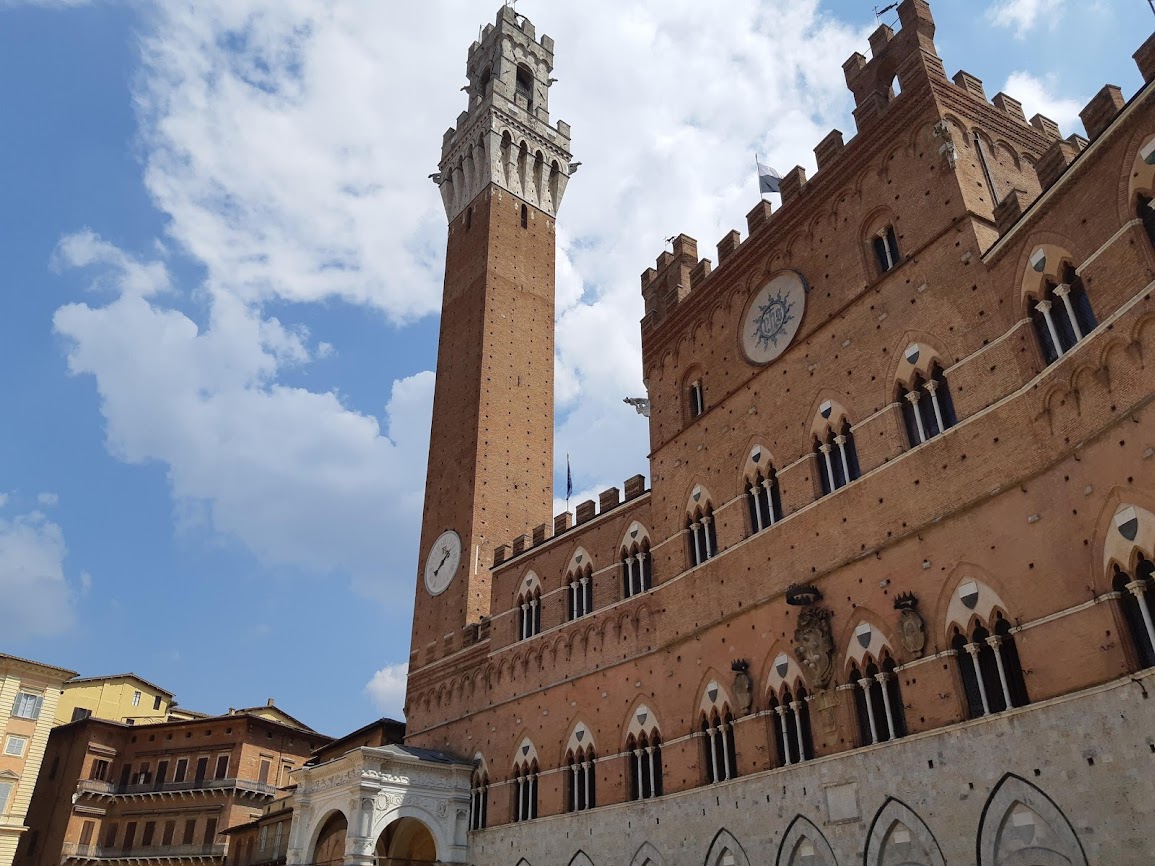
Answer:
top-left (740, 271), bottom-right (808, 365)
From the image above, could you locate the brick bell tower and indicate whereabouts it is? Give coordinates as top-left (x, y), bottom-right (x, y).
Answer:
top-left (409, 6), bottom-right (573, 666)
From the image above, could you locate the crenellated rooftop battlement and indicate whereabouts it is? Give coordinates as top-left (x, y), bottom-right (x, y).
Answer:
top-left (637, 0), bottom-right (1144, 337)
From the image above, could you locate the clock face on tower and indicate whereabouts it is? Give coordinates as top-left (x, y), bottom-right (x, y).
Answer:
top-left (424, 529), bottom-right (463, 596)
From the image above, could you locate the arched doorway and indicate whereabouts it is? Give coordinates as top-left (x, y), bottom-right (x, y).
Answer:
top-left (375, 817), bottom-right (438, 866)
top-left (313, 812), bottom-right (348, 866)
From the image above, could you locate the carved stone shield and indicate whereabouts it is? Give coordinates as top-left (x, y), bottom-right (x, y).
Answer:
top-left (793, 606), bottom-right (834, 689)
top-left (898, 608), bottom-right (927, 656)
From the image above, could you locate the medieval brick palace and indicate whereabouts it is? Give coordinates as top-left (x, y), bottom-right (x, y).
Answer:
top-left (294, 2), bottom-right (1155, 865)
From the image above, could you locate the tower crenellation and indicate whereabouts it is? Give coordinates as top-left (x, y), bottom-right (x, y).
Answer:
top-left (437, 5), bottom-right (573, 223)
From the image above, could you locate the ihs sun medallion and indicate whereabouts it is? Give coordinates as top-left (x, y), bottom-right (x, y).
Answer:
top-left (752, 291), bottom-right (795, 351)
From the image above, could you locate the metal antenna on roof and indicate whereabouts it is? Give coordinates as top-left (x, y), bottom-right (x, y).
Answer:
top-left (873, 3), bottom-right (899, 19)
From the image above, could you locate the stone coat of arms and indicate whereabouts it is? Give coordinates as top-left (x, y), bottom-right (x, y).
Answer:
top-left (793, 606), bottom-right (835, 689)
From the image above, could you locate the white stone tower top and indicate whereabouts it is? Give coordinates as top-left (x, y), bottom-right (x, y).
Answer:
top-left (437, 5), bottom-right (573, 222)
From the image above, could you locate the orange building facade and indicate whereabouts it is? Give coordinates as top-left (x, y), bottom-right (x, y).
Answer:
top-left (16, 713), bottom-right (328, 866)
top-left (289, 3), bottom-right (1155, 865)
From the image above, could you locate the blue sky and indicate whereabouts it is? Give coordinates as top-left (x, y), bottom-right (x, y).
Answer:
top-left (1, 0), bottom-right (1150, 737)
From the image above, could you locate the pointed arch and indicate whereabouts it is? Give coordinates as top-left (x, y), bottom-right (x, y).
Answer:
top-left (630, 841), bottom-right (668, 866)
top-left (568, 852), bottom-right (595, 866)
top-left (776, 815), bottom-right (837, 866)
top-left (939, 566), bottom-right (1012, 640)
top-left (703, 828), bottom-right (752, 866)
top-left (977, 774), bottom-right (1087, 866)
top-left (864, 797), bottom-right (945, 866)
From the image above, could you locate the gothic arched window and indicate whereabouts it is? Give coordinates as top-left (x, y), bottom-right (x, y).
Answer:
top-left (627, 731), bottom-right (662, 801)
top-left (745, 467), bottom-right (782, 535)
top-left (815, 420), bottom-right (860, 497)
top-left (516, 586), bottom-right (541, 640)
top-left (566, 565), bottom-right (593, 620)
top-left (769, 685), bottom-right (813, 766)
top-left (621, 540), bottom-right (652, 599)
top-left (1028, 264), bottom-right (1096, 365)
top-left (701, 708), bottom-right (737, 784)
top-left (899, 363), bottom-right (957, 447)
top-left (565, 746), bottom-right (596, 812)
top-left (952, 613), bottom-right (1029, 719)
top-left (687, 504), bottom-right (717, 567)
top-left (512, 759), bottom-right (538, 822)
top-left (469, 768), bottom-right (488, 830)
top-left (1113, 556), bottom-right (1155, 670)
top-left (850, 654), bottom-right (906, 746)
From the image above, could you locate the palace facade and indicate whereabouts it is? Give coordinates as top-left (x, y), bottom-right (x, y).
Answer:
top-left (287, 3), bottom-right (1155, 865)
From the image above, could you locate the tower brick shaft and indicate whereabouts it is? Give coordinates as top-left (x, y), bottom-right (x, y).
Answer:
top-left (409, 6), bottom-right (573, 664)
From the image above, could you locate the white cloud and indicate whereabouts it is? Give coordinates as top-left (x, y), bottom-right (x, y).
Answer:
top-left (1002, 71), bottom-right (1084, 134)
top-left (54, 233), bottom-right (435, 596)
top-left (986, 0), bottom-right (1065, 38)
top-left (364, 663), bottom-right (408, 719)
top-left (53, 0), bottom-right (869, 600)
top-left (37, 492), bottom-right (59, 507)
top-left (0, 509), bottom-right (77, 640)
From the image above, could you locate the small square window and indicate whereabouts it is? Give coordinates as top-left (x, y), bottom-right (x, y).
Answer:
top-left (4, 735), bottom-right (28, 757)
top-left (11, 692), bottom-right (43, 721)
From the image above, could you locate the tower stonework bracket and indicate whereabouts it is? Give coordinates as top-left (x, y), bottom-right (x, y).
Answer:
top-left (437, 5), bottom-right (573, 221)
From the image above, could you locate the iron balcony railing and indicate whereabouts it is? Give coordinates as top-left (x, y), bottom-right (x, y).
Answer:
top-left (61, 843), bottom-right (226, 860)
top-left (76, 778), bottom-right (276, 797)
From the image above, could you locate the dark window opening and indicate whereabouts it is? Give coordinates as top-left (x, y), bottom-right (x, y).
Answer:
top-left (194, 757), bottom-right (208, 782)
top-left (1115, 558), bottom-right (1155, 669)
top-left (688, 380), bottom-right (705, 418)
top-left (872, 225), bottom-right (901, 273)
top-left (71, 707), bottom-right (92, 722)
top-left (214, 755), bottom-right (230, 780)
top-left (515, 63), bottom-right (534, 111)
top-left (1140, 194), bottom-right (1155, 249)
top-left (520, 203), bottom-right (528, 229)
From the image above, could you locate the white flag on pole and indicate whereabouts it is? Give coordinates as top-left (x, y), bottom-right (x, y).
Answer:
top-left (757, 157), bottom-right (781, 195)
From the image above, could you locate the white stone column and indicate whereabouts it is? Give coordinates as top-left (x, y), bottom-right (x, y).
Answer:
top-left (762, 479), bottom-right (776, 525)
top-left (905, 392), bottom-right (927, 444)
top-left (835, 435), bottom-right (852, 483)
top-left (925, 380), bottom-right (946, 433)
top-left (791, 701), bottom-right (807, 762)
top-left (1036, 300), bottom-right (1064, 357)
top-left (691, 523), bottom-right (703, 565)
top-left (876, 673), bottom-right (897, 741)
top-left (570, 764), bottom-right (579, 811)
top-left (1054, 284), bottom-right (1083, 341)
top-left (965, 643), bottom-right (992, 716)
top-left (646, 746), bottom-right (658, 798)
top-left (858, 678), bottom-right (879, 744)
top-left (719, 722), bottom-right (732, 781)
top-left (775, 705), bottom-right (792, 765)
top-left (820, 444), bottom-right (835, 492)
top-left (703, 516), bottom-right (715, 558)
top-left (707, 726), bottom-right (720, 783)
top-left (986, 636), bottom-right (1015, 710)
top-left (583, 759), bottom-right (592, 809)
top-left (1127, 580), bottom-right (1155, 655)
top-left (751, 490), bottom-right (764, 533)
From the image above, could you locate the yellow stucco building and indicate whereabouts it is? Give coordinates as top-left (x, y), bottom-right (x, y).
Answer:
top-left (55, 674), bottom-right (174, 726)
top-left (0, 654), bottom-right (76, 866)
